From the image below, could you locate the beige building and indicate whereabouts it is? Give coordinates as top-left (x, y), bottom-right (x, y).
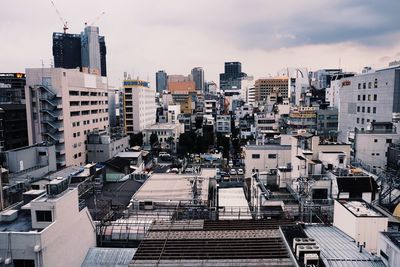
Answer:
top-left (123, 79), bottom-right (156, 134)
top-left (254, 77), bottom-right (289, 102)
top-left (25, 68), bottom-right (109, 167)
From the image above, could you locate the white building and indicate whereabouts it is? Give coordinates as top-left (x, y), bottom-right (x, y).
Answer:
top-left (378, 232), bottom-right (400, 267)
top-left (333, 199), bottom-right (388, 254)
top-left (167, 105), bottom-right (181, 124)
top-left (216, 115), bottom-right (231, 133)
top-left (354, 122), bottom-right (400, 170)
top-left (143, 123), bottom-right (183, 151)
top-left (25, 68), bottom-right (109, 167)
top-left (123, 79), bottom-right (156, 134)
top-left (338, 66), bottom-right (400, 143)
top-left (243, 142), bottom-right (291, 183)
top-left (0, 180), bottom-right (96, 267)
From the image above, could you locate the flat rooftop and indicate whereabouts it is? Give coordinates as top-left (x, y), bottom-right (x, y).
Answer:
top-left (338, 199), bottom-right (385, 217)
top-left (144, 123), bottom-right (180, 130)
top-left (131, 219), bottom-right (295, 267)
top-left (132, 169), bottom-right (215, 204)
top-left (304, 225), bottom-right (385, 267)
top-left (218, 188), bottom-right (251, 220)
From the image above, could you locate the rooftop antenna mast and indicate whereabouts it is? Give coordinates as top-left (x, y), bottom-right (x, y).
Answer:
top-left (50, 0), bottom-right (68, 33)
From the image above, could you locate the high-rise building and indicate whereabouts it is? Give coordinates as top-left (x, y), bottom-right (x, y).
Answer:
top-left (219, 62), bottom-right (247, 91)
top-left (191, 67), bottom-right (204, 92)
top-left (338, 66), bottom-right (400, 143)
top-left (156, 70), bottom-right (168, 93)
top-left (25, 68), bottom-right (110, 167)
top-left (254, 77), bottom-right (290, 102)
top-left (81, 26), bottom-right (101, 76)
top-left (123, 79), bottom-right (156, 134)
top-left (52, 26), bottom-right (107, 77)
top-left (0, 73), bottom-right (29, 151)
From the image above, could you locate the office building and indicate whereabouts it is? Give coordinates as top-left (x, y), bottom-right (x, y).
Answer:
top-left (25, 68), bottom-right (110, 167)
top-left (338, 66), bottom-right (400, 143)
top-left (216, 115), bottom-right (231, 133)
top-left (156, 70), bottom-right (168, 93)
top-left (0, 73), bottom-right (29, 151)
top-left (191, 67), bottom-right (204, 92)
top-left (123, 79), bottom-right (156, 134)
top-left (52, 26), bottom-right (107, 77)
top-left (0, 104), bottom-right (29, 151)
top-left (0, 73), bottom-right (26, 103)
top-left (254, 77), bottom-right (290, 102)
top-left (87, 130), bottom-right (130, 163)
top-left (219, 62), bottom-right (247, 91)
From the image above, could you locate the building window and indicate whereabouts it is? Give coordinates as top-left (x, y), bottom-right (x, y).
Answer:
top-left (368, 95), bottom-right (371, 101)
top-left (36, 210), bottom-right (52, 222)
top-left (268, 154), bottom-right (277, 159)
top-left (362, 95), bottom-right (366, 101)
top-left (361, 118), bottom-right (364, 124)
top-left (374, 79), bottom-right (378, 88)
top-left (252, 154), bottom-right (260, 159)
top-left (367, 107), bottom-right (370, 113)
top-left (356, 118), bottom-right (360, 123)
top-left (374, 94), bottom-right (377, 101)
top-left (358, 95), bottom-right (361, 101)
top-left (13, 260), bottom-right (35, 267)
top-left (362, 107), bottom-right (365, 113)
top-left (358, 83), bottom-right (361, 89)
top-left (368, 82), bottom-right (372, 89)
top-left (373, 107), bottom-right (376, 113)
top-left (363, 83), bottom-right (366, 89)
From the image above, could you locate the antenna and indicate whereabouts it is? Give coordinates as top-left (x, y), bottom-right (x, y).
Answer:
top-left (50, 0), bottom-right (68, 33)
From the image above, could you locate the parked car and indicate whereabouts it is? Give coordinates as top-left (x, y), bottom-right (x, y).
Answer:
top-left (237, 169), bottom-right (244, 175)
top-left (230, 169), bottom-right (237, 175)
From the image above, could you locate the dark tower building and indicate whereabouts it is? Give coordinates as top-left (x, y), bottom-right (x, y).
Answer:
top-left (219, 62), bottom-right (247, 91)
top-left (99, 36), bottom-right (107, 77)
top-left (156, 70), bottom-right (168, 93)
top-left (52, 33), bottom-right (82, 70)
top-left (0, 73), bottom-right (29, 151)
top-left (52, 27), bottom-right (107, 77)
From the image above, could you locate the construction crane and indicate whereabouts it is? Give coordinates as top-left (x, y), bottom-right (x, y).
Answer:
top-left (85, 12), bottom-right (105, 27)
top-left (50, 0), bottom-right (68, 33)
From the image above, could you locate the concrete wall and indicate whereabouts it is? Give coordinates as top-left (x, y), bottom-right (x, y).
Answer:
top-left (378, 233), bottom-right (400, 267)
top-left (87, 136), bottom-right (129, 163)
top-left (244, 145), bottom-right (291, 179)
top-left (338, 68), bottom-right (398, 143)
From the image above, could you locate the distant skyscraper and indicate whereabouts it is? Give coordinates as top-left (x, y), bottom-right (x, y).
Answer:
top-left (219, 62), bottom-right (247, 91)
top-left (156, 70), bottom-right (168, 93)
top-left (52, 26), bottom-right (107, 76)
top-left (191, 67), bottom-right (204, 92)
top-left (81, 26), bottom-right (101, 76)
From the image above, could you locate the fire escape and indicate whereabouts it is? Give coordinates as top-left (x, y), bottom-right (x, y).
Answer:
top-left (37, 84), bottom-right (66, 167)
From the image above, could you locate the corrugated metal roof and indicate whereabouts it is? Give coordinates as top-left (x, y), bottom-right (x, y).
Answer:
top-left (81, 247), bottom-right (137, 267)
top-left (304, 226), bottom-right (385, 267)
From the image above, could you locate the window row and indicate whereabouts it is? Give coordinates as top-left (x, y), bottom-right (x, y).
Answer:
top-left (357, 94), bottom-right (377, 101)
top-left (358, 79), bottom-right (378, 89)
top-left (357, 106), bottom-right (377, 113)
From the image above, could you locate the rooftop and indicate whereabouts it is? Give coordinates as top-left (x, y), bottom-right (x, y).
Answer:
top-left (338, 199), bottom-right (385, 217)
top-left (144, 123), bottom-right (181, 130)
top-left (131, 219), bottom-right (295, 267)
top-left (132, 169), bottom-right (215, 204)
top-left (82, 247), bottom-right (137, 267)
top-left (304, 225), bottom-right (385, 267)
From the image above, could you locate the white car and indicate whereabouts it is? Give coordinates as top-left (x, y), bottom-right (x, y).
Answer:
top-left (237, 169), bottom-right (244, 175)
top-left (230, 169), bottom-right (237, 175)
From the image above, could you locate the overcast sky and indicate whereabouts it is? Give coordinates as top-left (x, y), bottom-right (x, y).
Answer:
top-left (1, 0), bottom-right (400, 87)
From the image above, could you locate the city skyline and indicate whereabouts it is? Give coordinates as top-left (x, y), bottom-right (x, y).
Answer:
top-left (1, 0), bottom-right (400, 86)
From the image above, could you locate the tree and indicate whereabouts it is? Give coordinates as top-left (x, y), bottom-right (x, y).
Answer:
top-left (129, 132), bottom-right (143, 147)
top-left (150, 132), bottom-right (159, 147)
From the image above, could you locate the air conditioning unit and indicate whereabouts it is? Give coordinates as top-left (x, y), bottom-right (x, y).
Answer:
top-left (304, 253), bottom-right (319, 266)
top-left (292, 238), bottom-right (317, 253)
top-left (296, 245), bottom-right (320, 261)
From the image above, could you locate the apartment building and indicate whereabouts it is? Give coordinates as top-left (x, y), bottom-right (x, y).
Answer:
top-left (338, 66), bottom-right (400, 143)
top-left (123, 79), bottom-right (156, 134)
top-left (216, 115), bottom-right (231, 133)
top-left (25, 68), bottom-right (109, 168)
top-left (254, 77), bottom-right (289, 102)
